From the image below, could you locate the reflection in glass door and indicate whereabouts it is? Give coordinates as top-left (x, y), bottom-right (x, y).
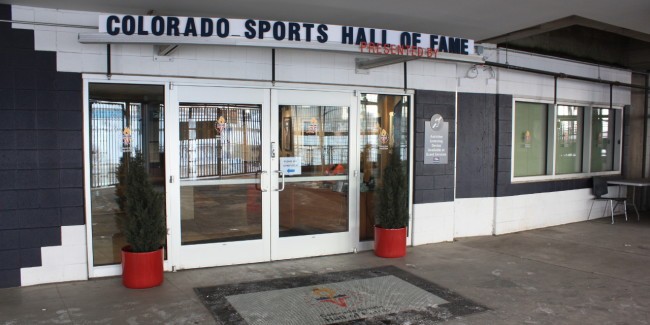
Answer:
top-left (88, 83), bottom-right (166, 267)
top-left (171, 86), bottom-right (270, 269)
top-left (178, 103), bottom-right (263, 244)
top-left (168, 88), bottom-right (407, 268)
top-left (358, 94), bottom-right (410, 241)
top-left (278, 105), bottom-right (349, 237)
top-left (271, 90), bottom-right (356, 261)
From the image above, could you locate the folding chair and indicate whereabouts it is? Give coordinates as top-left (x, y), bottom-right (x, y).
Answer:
top-left (588, 177), bottom-right (627, 224)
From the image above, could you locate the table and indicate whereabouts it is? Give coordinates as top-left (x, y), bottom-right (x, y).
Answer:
top-left (606, 178), bottom-right (650, 220)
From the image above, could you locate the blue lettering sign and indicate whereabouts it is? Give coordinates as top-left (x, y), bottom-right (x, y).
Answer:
top-left (151, 16), bottom-right (164, 36)
top-left (216, 18), bottom-right (229, 38)
top-left (200, 18), bottom-right (213, 37)
top-left (167, 17), bottom-right (180, 36)
top-left (258, 20), bottom-right (271, 39)
top-left (244, 19), bottom-right (256, 39)
top-left (430, 35), bottom-right (439, 48)
top-left (122, 15), bottom-right (135, 35)
top-left (317, 24), bottom-right (328, 43)
top-left (400, 32), bottom-right (411, 46)
top-left (341, 26), bottom-right (353, 44)
top-left (288, 22), bottom-right (300, 41)
top-left (448, 37), bottom-right (460, 53)
top-left (412, 33), bottom-right (421, 46)
top-left (106, 15), bottom-right (119, 35)
top-left (355, 28), bottom-right (367, 45)
top-left (137, 16), bottom-right (148, 35)
top-left (184, 17), bottom-right (197, 36)
top-left (438, 36), bottom-right (448, 52)
top-left (98, 15), bottom-right (475, 57)
top-left (273, 21), bottom-right (285, 40)
top-left (303, 23), bottom-right (314, 42)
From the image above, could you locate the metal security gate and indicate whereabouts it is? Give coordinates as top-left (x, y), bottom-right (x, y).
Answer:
top-left (179, 104), bottom-right (262, 179)
top-left (90, 101), bottom-right (144, 188)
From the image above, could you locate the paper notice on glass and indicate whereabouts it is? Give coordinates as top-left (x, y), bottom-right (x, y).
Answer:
top-left (280, 157), bottom-right (302, 175)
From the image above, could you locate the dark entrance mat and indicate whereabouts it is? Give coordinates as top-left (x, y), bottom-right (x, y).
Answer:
top-left (194, 265), bottom-right (487, 324)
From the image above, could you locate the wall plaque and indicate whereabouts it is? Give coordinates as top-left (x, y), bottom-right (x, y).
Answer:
top-left (424, 114), bottom-right (448, 164)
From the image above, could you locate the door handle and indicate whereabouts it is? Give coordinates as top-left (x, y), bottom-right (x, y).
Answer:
top-left (274, 170), bottom-right (285, 192)
top-left (256, 171), bottom-right (268, 192)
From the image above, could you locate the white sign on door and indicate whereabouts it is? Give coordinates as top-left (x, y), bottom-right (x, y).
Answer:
top-left (280, 157), bottom-right (302, 175)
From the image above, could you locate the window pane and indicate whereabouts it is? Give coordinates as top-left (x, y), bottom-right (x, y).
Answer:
top-left (358, 94), bottom-right (409, 241)
top-left (555, 105), bottom-right (584, 174)
top-left (89, 83), bottom-right (166, 266)
top-left (178, 104), bottom-right (263, 245)
top-left (514, 102), bottom-right (548, 177)
top-left (591, 108), bottom-right (615, 172)
top-left (278, 105), bottom-right (349, 237)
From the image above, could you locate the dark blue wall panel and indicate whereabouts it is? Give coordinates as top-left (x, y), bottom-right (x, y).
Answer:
top-left (0, 4), bottom-right (84, 288)
top-left (456, 93), bottom-right (497, 198)
top-left (413, 90), bottom-right (456, 203)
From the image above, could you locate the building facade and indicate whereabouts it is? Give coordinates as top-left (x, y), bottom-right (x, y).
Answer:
top-left (0, 3), bottom-right (641, 288)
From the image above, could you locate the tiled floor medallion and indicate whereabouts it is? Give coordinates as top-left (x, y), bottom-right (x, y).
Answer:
top-left (195, 266), bottom-right (486, 324)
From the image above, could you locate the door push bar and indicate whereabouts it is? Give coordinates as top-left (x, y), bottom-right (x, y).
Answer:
top-left (255, 170), bottom-right (268, 192)
top-left (274, 170), bottom-right (285, 192)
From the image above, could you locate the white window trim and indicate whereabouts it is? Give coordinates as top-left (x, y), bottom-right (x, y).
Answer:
top-left (83, 76), bottom-right (173, 278)
top-left (510, 98), bottom-right (624, 184)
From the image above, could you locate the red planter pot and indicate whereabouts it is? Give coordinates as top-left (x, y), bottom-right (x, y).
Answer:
top-left (121, 247), bottom-right (164, 289)
top-left (374, 226), bottom-right (407, 258)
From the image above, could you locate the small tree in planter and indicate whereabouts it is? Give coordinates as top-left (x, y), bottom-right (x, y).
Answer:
top-left (374, 152), bottom-right (409, 258)
top-left (116, 152), bottom-right (166, 288)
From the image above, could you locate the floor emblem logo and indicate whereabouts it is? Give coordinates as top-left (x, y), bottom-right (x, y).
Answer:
top-left (312, 287), bottom-right (350, 307)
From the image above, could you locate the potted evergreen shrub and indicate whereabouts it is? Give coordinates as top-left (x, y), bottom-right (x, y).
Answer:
top-left (116, 152), bottom-right (166, 289)
top-left (374, 152), bottom-right (409, 258)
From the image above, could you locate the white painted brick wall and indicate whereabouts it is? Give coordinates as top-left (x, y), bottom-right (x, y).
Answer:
top-left (415, 187), bottom-right (628, 245)
top-left (412, 202), bottom-right (455, 245)
top-left (456, 69), bottom-right (498, 94)
top-left (454, 198), bottom-right (495, 237)
top-left (494, 187), bottom-right (625, 235)
top-left (408, 60), bottom-right (458, 92)
top-left (491, 48), bottom-right (631, 106)
top-left (20, 225), bottom-right (88, 286)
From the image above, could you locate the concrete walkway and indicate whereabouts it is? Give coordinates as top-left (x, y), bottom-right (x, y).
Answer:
top-left (2, 216), bottom-right (650, 324)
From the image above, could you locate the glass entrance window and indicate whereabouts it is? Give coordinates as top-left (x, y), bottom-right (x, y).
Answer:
top-left (359, 94), bottom-right (410, 241)
top-left (89, 83), bottom-right (166, 266)
top-left (514, 102), bottom-right (549, 177)
top-left (555, 105), bottom-right (584, 174)
top-left (278, 105), bottom-right (349, 237)
top-left (591, 108), bottom-right (615, 172)
top-left (513, 102), bottom-right (622, 178)
top-left (179, 104), bottom-right (263, 244)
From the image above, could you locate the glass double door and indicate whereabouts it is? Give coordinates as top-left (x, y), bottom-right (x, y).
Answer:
top-left (169, 86), bottom-right (356, 269)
